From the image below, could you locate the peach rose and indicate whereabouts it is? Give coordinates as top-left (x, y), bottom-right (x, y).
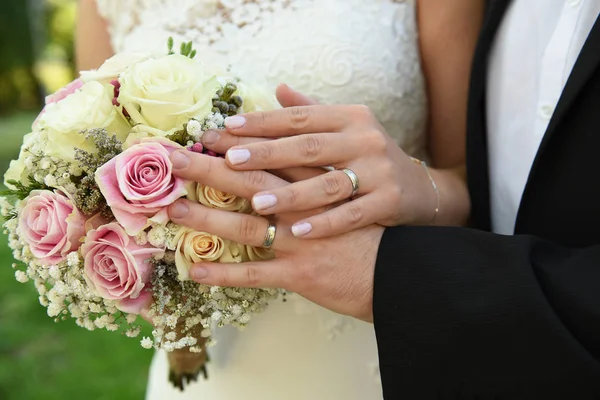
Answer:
top-left (174, 228), bottom-right (225, 280)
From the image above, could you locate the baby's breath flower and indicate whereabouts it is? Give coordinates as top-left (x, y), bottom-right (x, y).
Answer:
top-left (141, 337), bottom-right (154, 349)
top-left (15, 270), bottom-right (29, 283)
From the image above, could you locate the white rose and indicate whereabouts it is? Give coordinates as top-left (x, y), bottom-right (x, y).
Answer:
top-left (118, 54), bottom-right (220, 132)
top-left (79, 53), bottom-right (149, 82)
top-left (174, 228), bottom-right (225, 281)
top-left (37, 81), bottom-right (130, 162)
top-left (234, 81), bottom-right (279, 113)
top-left (188, 183), bottom-right (251, 212)
top-left (4, 132), bottom-right (40, 188)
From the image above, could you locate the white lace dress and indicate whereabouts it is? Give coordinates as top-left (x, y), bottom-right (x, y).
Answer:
top-left (96, 0), bottom-right (427, 398)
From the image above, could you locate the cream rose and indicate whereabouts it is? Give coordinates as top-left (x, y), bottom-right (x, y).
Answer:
top-left (188, 184), bottom-right (251, 212)
top-left (37, 81), bottom-right (130, 162)
top-left (80, 53), bottom-right (149, 83)
top-left (245, 245), bottom-right (275, 262)
top-left (219, 241), bottom-right (250, 263)
top-left (234, 81), bottom-right (279, 113)
top-left (4, 132), bottom-right (39, 188)
top-left (117, 54), bottom-right (220, 132)
top-left (174, 228), bottom-right (225, 280)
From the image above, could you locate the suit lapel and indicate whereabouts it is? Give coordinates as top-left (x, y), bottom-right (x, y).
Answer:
top-left (515, 14), bottom-right (600, 232)
top-left (467, 0), bottom-right (512, 231)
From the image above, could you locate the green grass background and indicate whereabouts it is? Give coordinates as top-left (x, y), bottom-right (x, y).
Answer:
top-left (0, 113), bottom-right (153, 400)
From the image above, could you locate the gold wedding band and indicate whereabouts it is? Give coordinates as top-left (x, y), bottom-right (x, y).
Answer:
top-left (340, 168), bottom-right (360, 198)
top-left (262, 222), bottom-right (277, 249)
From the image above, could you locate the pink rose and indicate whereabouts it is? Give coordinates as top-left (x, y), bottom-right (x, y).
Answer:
top-left (81, 223), bottom-right (162, 313)
top-left (33, 79), bottom-right (84, 128)
top-left (18, 190), bottom-right (86, 266)
top-left (95, 138), bottom-right (189, 235)
top-left (45, 79), bottom-right (84, 104)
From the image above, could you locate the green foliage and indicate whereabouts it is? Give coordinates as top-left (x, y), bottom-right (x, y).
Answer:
top-left (167, 37), bottom-right (198, 59)
top-left (1, 177), bottom-right (50, 201)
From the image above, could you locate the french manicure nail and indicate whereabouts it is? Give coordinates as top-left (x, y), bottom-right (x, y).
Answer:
top-left (170, 151), bottom-right (190, 169)
top-left (191, 267), bottom-right (208, 280)
top-left (227, 148), bottom-right (251, 165)
top-left (253, 194), bottom-right (277, 211)
top-left (225, 115), bottom-right (246, 129)
top-left (170, 201), bottom-right (189, 219)
top-left (292, 222), bottom-right (312, 237)
top-left (202, 130), bottom-right (220, 145)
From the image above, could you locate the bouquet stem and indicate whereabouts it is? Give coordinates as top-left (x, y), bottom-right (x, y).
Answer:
top-left (167, 321), bottom-right (209, 391)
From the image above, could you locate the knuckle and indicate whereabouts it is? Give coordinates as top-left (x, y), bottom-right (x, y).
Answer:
top-left (288, 107), bottom-right (311, 130)
top-left (322, 174), bottom-right (343, 197)
top-left (346, 205), bottom-right (364, 225)
top-left (298, 135), bottom-right (323, 159)
top-left (352, 104), bottom-right (373, 121)
top-left (388, 185), bottom-right (403, 204)
top-left (245, 266), bottom-right (261, 286)
top-left (239, 217), bottom-right (260, 242)
top-left (284, 186), bottom-right (300, 206)
top-left (220, 266), bottom-right (232, 286)
top-left (255, 143), bottom-right (276, 162)
top-left (244, 170), bottom-right (267, 191)
top-left (365, 129), bottom-right (387, 153)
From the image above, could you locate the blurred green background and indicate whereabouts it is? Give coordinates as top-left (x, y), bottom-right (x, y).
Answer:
top-left (0, 1), bottom-right (153, 399)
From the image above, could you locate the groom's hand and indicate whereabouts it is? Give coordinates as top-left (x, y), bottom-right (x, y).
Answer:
top-left (169, 150), bottom-right (384, 322)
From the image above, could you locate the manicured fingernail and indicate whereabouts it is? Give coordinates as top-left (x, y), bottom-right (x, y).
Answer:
top-left (225, 115), bottom-right (246, 129)
top-left (227, 148), bottom-right (250, 165)
top-left (253, 194), bottom-right (277, 211)
top-left (292, 222), bottom-right (312, 237)
top-left (170, 151), bottom-right (190, 169)
top-left (169, 201), bottom-right (189, 219)
top-left (191, 267), bottom-right (208, 280)
top-left (202, 130), bottom-right (220, 145)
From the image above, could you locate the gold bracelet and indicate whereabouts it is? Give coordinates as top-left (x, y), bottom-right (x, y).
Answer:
top-left (410, 157), bottom-right (440, 224)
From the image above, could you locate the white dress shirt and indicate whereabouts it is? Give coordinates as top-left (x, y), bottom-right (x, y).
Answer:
top-left (487, 0), bottom-right (600, 235)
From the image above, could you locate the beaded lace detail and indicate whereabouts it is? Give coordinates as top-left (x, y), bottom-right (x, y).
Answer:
top-left (96, 0), bottom-right (427, 157)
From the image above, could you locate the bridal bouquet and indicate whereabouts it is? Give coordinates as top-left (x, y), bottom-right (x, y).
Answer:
top-left (1, 40), bottom-right (280, 390)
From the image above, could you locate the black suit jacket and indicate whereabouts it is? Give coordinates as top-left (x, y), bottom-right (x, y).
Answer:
top-left (373, 1), bottom-right (600, 398)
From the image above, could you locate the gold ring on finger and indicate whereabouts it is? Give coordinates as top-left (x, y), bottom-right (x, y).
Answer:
top-left (340, 168), bottom-right (360, 198)
top-left (262, 221), bottom-right (277, 248)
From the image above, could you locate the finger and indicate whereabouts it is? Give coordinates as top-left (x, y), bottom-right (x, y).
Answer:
top-left (251, 170), bottom-right (359, 215)
top-left (201, 129), bottom-right (272, 154)
top-left (225, 133), bottom-right (358, 169)
top-left (275, 84), bottom-right (319, 107)
top-left (189, 260), bottom-right (293, 289)
top-left (268, 166), bottom-right (326, 183)
top-left (224, 104), bottom-right (366, 137)
top-left (169, 199), bottom-right (292, 250)
top-left (170, 150), bottom-right (289, 199)
top-left (289, 194), bottom-right (389, 239)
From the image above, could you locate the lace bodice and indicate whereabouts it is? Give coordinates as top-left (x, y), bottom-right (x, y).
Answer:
top-left (96, 0), bottom-right (427, 157)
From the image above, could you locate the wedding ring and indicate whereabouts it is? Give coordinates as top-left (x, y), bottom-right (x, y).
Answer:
top-left (262, 222), bottom-right (277, 248)
top-left (340, 168), bottom-right (360, 198)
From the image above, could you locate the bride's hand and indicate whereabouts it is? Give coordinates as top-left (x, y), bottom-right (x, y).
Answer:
top-left (201, 85), bottom-right (438, 239)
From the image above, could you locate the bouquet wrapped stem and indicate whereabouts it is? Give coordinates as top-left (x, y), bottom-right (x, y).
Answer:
top-left (168, 320), bottom-right (209, 391)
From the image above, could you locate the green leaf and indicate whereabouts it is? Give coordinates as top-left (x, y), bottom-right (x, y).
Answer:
top-left (190, 49), bottom-right (197, 59)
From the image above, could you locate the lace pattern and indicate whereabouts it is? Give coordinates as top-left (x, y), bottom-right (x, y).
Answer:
top-left (96, 0), bottom-right (427, 159)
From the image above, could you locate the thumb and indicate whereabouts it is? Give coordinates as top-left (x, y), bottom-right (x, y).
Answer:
top-left (276, 83), bottom-right (319, 107)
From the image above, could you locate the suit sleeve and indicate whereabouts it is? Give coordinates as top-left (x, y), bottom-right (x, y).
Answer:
top-left (373, 226), bottom-right (600, 399)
